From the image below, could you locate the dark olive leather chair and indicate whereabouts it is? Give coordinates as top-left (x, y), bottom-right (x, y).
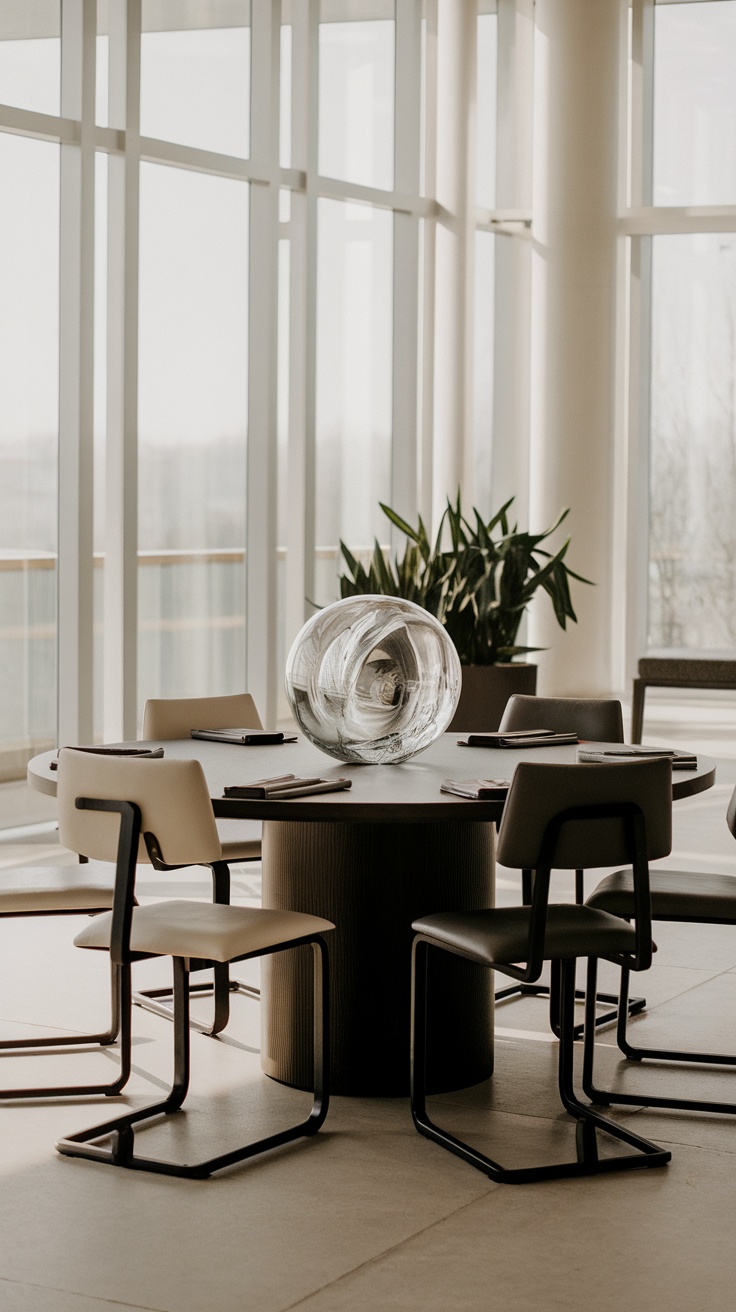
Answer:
top-left (496, 694), bottom-right (635, 1032)
top-left (499, 694), bottom-right (625, 748)
top-left (584, 782), bottom-right (736, 1116)
top-left (410, 758), bottom-right (672, 1183)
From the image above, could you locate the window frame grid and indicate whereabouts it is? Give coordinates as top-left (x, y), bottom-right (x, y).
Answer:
top-left (0, 0), bottom-right (532, 746)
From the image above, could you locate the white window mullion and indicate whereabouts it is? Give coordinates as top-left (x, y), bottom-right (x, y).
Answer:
top-left (285, 0), bottom-right (318, 651)
top-left (419, 0), bottom-right (438, 527)
top-left (490, 0), bottom-right (534, 523)
top-left (625, 0), bottom-right (655, 681)
top-left (391, 0), bottom-right (422, 531)
top-left (104, 0), bottom-right (140, 740)
top-left (432, 0), bottom-right (476, 529)
top-left (58, 0), bottom-right (96, 748)
top-left (247, 0), bottom-right (282, 725)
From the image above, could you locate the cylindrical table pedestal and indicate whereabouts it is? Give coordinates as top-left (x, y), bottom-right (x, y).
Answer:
top-left (260, 819), bottom-right (495, 1096)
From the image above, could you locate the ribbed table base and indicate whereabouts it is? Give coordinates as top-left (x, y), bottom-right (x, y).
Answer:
top-left (261, 819), bottom-right (495, 1096)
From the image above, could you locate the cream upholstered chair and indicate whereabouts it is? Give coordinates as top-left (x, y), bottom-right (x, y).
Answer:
top-left (495, 693), bottom-right (636, 1035)
top-left (138, 693), bottom-right (264, 1035)
top-left (0, 860), bottom-right (128, 1099)
top-left (54, 748), bottom-right (333, 1179)
top-left (411, 758), bottom-right (672, 1183)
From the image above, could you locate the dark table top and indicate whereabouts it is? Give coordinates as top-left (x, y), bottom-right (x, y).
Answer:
top-left (27, 735), bottom-right (717, 826)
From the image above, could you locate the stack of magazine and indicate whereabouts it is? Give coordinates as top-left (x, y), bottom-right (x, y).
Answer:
top-left (576, 746), bottom-right (697, 770)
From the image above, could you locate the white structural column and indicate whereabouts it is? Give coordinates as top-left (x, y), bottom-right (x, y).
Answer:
top-left (104, 0), bottom-right (141, 740)
top-left (58, 0), bottom-right (96, 747)
top-left (247, 0), bottom-right (281, 726)
top-left (432, 0), bottom-right (477, 529)
top-left (528, 0), bottom-right (625, 695)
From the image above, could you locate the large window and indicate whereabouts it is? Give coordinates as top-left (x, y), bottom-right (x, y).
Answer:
top-left (137, 163), bottom-right (249, 704)
top-left (635, 0), bottom-right (736, 656)
top-left (0, 132), bottom-right (59, 779)
top-left (0, 0), bottom-right (531, 803)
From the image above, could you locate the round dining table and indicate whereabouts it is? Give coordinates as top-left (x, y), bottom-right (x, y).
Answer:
top-left (28, 735), bottom-right (715, 1098)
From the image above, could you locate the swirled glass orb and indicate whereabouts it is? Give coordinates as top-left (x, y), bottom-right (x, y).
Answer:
top-left (285, 595), bottom-right (462, 764)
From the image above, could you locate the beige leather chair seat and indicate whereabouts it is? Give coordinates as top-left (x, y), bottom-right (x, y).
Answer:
top-left (0, 863), bottom-right (113, 915)
top-left (76, 901), bottom-right (333, 964)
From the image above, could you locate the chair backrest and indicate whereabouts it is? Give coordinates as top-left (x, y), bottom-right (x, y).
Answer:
top-left (499, 694), bottom-right (625, 743)
top-left (497, 758), bottom-right (672, 871)
top-left (57, 749), bottom-right (222, 868)
top-left (496, 759), bottom-right (670, 979)
top-left (140, 693), bottom-right (262, 742)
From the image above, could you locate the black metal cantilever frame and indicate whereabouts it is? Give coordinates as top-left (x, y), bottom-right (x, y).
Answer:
top-left (494, 867), bottom-right (646, 1040)
top-left (56, 796), bottom-right (330, 1179)
top-left (411, 802), bottom-right (671, 1183)
top-left (583, 956), bottom-right (736, 1116)
top-left (132, 839), bottom-right (260, 1039)
top-left (57, 938), bottom-right (329, 1179)
top-left (0, 947), bottom-right (131, 1101)
top-left (0, 802), bottom-right (136, 1101)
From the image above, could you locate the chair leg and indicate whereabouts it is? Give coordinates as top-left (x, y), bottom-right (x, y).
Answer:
top-left (495, 867), bottom-right (645, 1037)
top-left (495, 867), bottom-right (646, 1037)
top-left (57, 938), bottom-right (331, 1179)
top-left (582, 958), bottom-right (736, 1115)
top-left (496, 957), bottom-right (645, 1041)
top-left (411, 941), bottom-right (670, 1183)
top-left (0, 962), bottom-right (133, 1100)
top-left (133, 861), bottom-right (260, 1037)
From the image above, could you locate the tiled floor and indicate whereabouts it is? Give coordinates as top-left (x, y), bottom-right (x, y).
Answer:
top-left (0, 701), bottom-right (735, 1310)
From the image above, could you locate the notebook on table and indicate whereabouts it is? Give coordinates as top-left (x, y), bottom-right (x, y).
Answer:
top-left (191, 729), bottom-right (298, 746)
top-left (223, 774), bottom-right (352, 799)
top-left (458, 730), bottom-right (579, 749)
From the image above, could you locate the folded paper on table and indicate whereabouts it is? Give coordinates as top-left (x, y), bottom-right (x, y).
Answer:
top-left (441, 778), bottom-right (511, 800)
top-left (50, 745), bottom-right (165, 770)
top-left (577, 748), bottom-right (697, 770)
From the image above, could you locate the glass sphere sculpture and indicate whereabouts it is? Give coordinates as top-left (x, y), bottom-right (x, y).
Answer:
top-left (285, 595), bottom-right (462, 764)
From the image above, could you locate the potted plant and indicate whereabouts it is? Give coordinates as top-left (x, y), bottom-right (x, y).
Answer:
top-left (338, 494), bottom-right (591, 730)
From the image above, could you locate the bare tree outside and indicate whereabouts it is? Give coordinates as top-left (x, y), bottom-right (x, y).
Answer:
top-left (649, 235), bottom-right (736, 651)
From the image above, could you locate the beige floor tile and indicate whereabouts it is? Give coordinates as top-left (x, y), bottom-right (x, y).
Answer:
top-left (0, 739), bottom-right (734, 1312)
top-left (0, 1279), bottom-right (154, 1312)
top-left (288, 1142), bottom-right (736, 1312)
top-left (0, 1119), bottom-right (493, 1312)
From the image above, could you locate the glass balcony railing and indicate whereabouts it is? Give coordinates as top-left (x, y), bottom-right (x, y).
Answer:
top-left (0, 545), bottom-right (351, 782)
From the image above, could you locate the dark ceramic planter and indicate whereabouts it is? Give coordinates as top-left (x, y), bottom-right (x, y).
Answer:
top-left (447, 662), bottom-right (538, 733)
